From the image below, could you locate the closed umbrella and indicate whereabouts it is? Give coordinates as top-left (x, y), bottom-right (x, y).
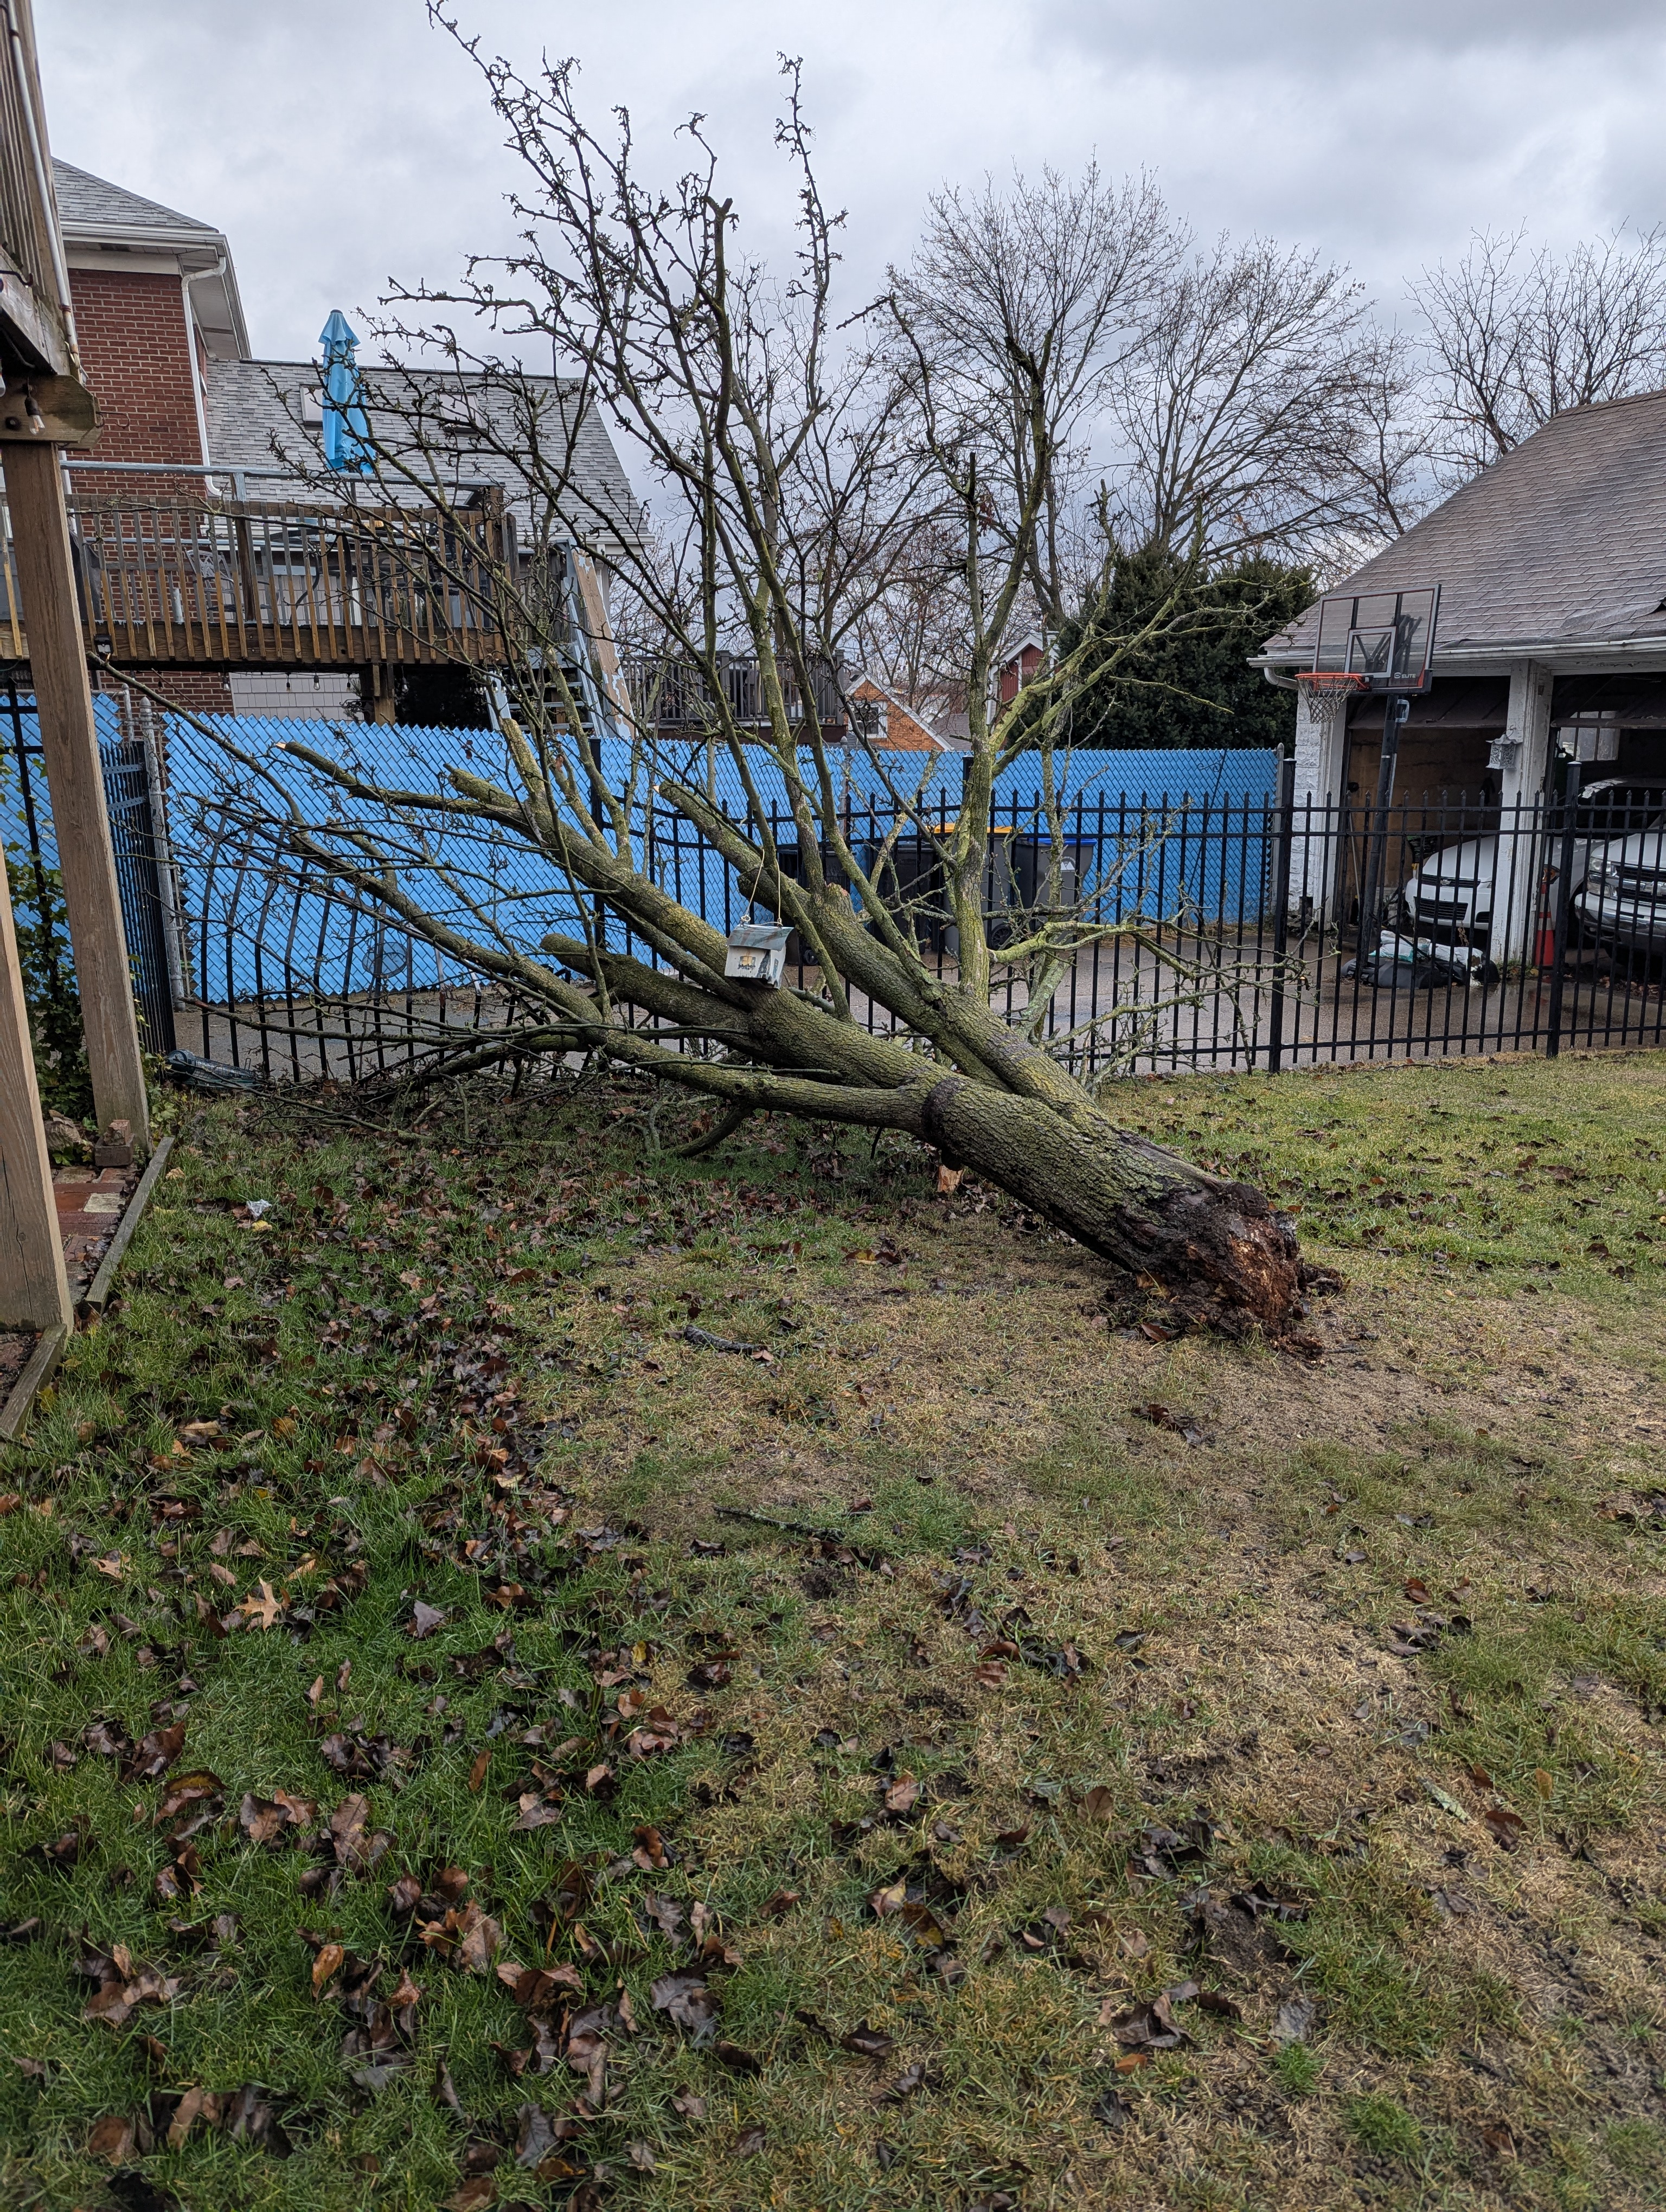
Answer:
top-left (319, 308), bottom-right (372, 475)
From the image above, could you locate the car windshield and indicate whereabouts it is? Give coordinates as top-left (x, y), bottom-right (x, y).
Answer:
top-left (1573, 786), bottom-right (1666, 835)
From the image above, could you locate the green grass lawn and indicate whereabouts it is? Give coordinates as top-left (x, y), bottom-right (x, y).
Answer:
top-left (1, 1052), bottom-right (1664, 2211)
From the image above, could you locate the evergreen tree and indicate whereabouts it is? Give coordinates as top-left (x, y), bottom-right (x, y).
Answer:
top-left (1056, 550), bottom-right (1313, 751)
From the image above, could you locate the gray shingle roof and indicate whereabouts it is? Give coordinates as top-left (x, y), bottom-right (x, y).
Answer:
top-left (52, 158), bottom-right (216, 239)
top-left (1263, 388), bottom-right (1666, 666)
top-left (203, 358), bottom-right (640, 556)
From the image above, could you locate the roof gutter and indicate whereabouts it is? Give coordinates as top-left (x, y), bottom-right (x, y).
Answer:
top-left (1253, 633), bottom-right (1666, 673)
top-left (60, 221), bottom-right (227, 255)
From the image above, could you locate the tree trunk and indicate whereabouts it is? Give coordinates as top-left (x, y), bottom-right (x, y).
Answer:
top-left (915, 1075), bottom-right (1303, 1335)
top-left (517, 931), bottom-right (1309, 1337)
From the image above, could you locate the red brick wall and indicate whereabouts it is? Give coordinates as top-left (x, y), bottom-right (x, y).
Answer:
top-left (93, 668), bottom-right (233, 716)
top-left (66, 267), bottom-right (204, 466)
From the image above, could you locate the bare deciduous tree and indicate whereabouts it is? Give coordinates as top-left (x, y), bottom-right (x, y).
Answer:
top-left (1413, 226), bottom-right (1666, 478)
top-left (170, 27), bottom-right (1311, 1333)
top-left (888, 164), bottom-right (1171, 628)
top-left (1113, 232), bottom-right (1374, 563)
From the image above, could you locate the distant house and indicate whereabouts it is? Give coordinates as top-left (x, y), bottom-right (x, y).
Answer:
top-left (40, 159), bottom-right (637, 723)
top-left (1256, 390), bottom-right (1666, 818)
top-left (847, 676), bottom-right (967, 755)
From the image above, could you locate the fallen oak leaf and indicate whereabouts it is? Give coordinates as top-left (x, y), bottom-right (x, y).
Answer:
top-left (1100, 1992), bottom-right (1189, 2050)
top-left (155, 1771), bottom-right (223, 1825)
top-left (631, 1824), bottom-right (670, 1871)
top-left (498, 1960), bottom-right (585, 2007)
top-left (512, 1793), bottom-right (565, 1831)
top-left (642, 1893), bottom-right (685, 1941)
top-left (238, 1579), bottom-right (284, 1632)
top-left (881, 2061), bottom-right (935, 2102)
top-left (899, 1900), bottom-right (945, 1950)
top-left (166, 2085), bottom-right (223, 2148)
top-left (120, 1722), bottom-right (186, 1784)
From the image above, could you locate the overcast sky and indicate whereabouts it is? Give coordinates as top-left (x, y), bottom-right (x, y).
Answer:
top-left (35, 0), bottom-right (1666, 365)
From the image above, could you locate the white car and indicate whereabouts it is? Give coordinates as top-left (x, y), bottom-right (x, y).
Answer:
top-left (1573, 813), bottom-right (1666, 956)
top-left (1394, 779), bottom-right (1666, 971)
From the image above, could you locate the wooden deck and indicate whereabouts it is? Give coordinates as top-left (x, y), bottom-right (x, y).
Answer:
top-left (0, 484), bottom-right (510, 667)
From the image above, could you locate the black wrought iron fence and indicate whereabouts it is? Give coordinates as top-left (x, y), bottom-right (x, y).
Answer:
top-left (0, 681), bottom-right (176, 1066)
top-left (149, 742), bottom-right (1666, 1084)
top-left (16, 695), bottom-right (1666, 1089)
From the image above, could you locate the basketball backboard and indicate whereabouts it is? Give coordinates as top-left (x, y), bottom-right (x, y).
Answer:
top-left (1311, 584), bottom-right (1440, 693)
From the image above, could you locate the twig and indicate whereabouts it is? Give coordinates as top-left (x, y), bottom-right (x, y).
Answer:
top-left (713, 1506), bottom-right (858, 1545)
top-left (676, 1101), bottom-right (751, 1158)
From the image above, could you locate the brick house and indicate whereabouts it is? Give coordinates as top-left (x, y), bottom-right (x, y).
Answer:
top-left (36, 159), bottom-right (635, 722)
top-left (55, 162), bottom-right (247, 713)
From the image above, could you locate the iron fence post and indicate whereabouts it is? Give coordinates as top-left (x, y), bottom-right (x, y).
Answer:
top-left (1543, 788), bottom-right (1578, 1058)
top-left (1266, 753), bottom-right (1295, 1075)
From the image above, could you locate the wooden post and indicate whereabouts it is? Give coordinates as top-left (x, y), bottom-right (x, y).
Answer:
top-left (2, 438), bottom-right (150, 1154)
top-left (1494, 658), bottom-right (1555, 964)
top-left (362, 664), bottom-right (396, 722)
top-left (0, 860), bottom-right (73, 1331)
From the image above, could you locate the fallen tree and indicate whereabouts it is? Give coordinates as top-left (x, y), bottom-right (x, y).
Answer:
top-left (152, 28), bottom-right (1316, 1334)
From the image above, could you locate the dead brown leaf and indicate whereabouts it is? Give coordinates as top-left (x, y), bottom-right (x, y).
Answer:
top-left (456, 1904), bottom-right (502, 1974)
top-left (87, 2113), bottom-right (137, 2162)
top-left (651, 1970), bottom-right (719, 2038)
top-left (238, 1580), bottom-right (284, 1631)
top-left (632, 1823), bottom-right (670, 1870)
top-left (1484, 1805), bottom-right (1526, 1850)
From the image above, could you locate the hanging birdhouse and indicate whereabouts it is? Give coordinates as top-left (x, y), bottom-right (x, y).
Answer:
top-left (724, 922), bottom-right (791, 985)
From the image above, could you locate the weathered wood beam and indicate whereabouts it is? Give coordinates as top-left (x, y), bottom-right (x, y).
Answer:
top-left (3, 439), bottom-right (150, 1154)
top-left (0, 858), bottom-right (72, 1331)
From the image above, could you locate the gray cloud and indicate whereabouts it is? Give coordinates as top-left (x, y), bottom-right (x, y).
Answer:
top-left (1044, 0), bottom-right (1664, 67)
top-left (33, 0), bottom-right (1666, 362)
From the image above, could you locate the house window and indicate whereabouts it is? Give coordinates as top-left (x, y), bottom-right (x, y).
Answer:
top-left (1556, 718), bottom-right (1620, 763)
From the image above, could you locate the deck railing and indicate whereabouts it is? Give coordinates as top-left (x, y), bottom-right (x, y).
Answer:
top-left (0, 484), bottom-right (511, 666)
top-left (624, 653), bottom-right (845, 735)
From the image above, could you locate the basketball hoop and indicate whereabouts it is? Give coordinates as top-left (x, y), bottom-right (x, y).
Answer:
top-left (1294, 670), bottom-right (1367, 726)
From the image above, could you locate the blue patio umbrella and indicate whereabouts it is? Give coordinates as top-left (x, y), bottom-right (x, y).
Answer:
top-left (319, 308), bottom-right (373, 475)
